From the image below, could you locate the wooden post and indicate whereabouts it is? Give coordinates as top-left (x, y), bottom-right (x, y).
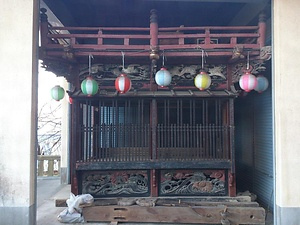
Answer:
top-left (97, 29), bottom-right (103, 45)
top-left (149, 9), bottom-right (159, 91)
top-left (150, 9), bottom-right (158, 49)
top-left (40, 8), bottom-right (49, 48)
top-left (150, 99), bottom-right (158, 197)
top-left (228, 98), bottom-right (236, 197)
top-left (71, 99), bottom-right (79, 195)
top-left (258, 12), bottom-right (266, 48)
top-left (204, 28), bottom-right (211, 45)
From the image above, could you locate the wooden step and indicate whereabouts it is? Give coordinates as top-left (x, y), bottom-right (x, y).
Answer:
top-left (82, 204), bottom-right (265, 224)
top-left (55, 196), bottom-right (252, 207)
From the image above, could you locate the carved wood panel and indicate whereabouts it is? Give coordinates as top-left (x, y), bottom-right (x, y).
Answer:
top-left (159, 169), bottom-right (226, 196)
top-left (80, 170), bottom-right (150, 197)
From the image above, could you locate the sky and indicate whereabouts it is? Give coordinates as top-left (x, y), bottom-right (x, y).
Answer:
top-left (38, 64), bottom-right (65, 109)
top-left (38, 64), bottom-right (65, 155)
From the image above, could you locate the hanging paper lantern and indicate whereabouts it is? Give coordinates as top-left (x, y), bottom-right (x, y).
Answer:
top-left (254, 75), bottom-right (269, 93)
top-left (68, 96), bottom-right (73, 104)
top-left (51, 85), bottom-right (65, 101)
top-left (81, 76), bottom-right (99, 96)
top-left (115, 73), bottom-right (132, 94)
top-left (194, 71), bottom-right (211, 91)
top-left (155, 67), bottom-right (172, 87)
top-left (239, 71), bottom-right (258, 92)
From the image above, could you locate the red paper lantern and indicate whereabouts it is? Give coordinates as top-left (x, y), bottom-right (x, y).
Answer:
top-left (68, 96), bottom-right (73, 104)
top-left (115, 73), bottom-right (132, 93)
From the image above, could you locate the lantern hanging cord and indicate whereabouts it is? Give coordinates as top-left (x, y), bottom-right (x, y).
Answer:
top-left (88, 54), bottom-right (93, 75)
top-left (201, 49), bottom-right (208, 69)
top-left (121, 51), bottom-right (125, 70)
top-left (246, 51), bottom-right (250, 70)
top-left (162, 50), bottom-right (166, 66)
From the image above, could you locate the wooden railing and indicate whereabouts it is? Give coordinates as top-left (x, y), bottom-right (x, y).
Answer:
top-left (37, 155), bottom-right (61, 176)
top-left (40, 10), bottom-right (265, 59)
top-left (41, 26), bottom-right (261, 57)
top-left (77, 124), bottom-right (231, 162)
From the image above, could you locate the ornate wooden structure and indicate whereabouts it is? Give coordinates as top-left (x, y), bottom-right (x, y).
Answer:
top-left (40, 7), bottom-right (269, 218)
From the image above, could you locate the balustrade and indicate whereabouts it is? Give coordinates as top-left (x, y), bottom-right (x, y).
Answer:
top-left (37, 155), bottom-right (61, 176)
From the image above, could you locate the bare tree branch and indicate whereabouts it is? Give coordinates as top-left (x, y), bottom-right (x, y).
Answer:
top-left (38, 100), bottom-right (62, 155)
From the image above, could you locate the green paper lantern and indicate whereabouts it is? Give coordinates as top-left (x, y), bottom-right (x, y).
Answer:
top-left (51, 85), bottom-right (65, 101)
top-left (81, 76), bottom-right (99, 96)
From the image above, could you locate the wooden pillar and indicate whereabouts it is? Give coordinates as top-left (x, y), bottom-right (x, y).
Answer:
top-left (149, 9), bottom-right (159, 91)
top-left (150, 9), bottom-right (158, 49)
top-left (70, 99), bottom-right (79, 195)
top-left (257, 12), bottom-right (266, 48)
top-left (150, 99), bottom-right (158, 197)
top-left (40, 8), bottom-right (49, 49)
top-left (229, 98), bottom-right (236, 197)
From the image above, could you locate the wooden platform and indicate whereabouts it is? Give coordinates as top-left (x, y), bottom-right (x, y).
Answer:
top-left (58, 197), bottom-right (265, 224)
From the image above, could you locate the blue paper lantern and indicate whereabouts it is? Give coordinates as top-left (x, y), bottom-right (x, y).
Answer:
top-left (155, 67), bottom-right (172, 87)
top-left (254, 75), bottom-right (269, 93)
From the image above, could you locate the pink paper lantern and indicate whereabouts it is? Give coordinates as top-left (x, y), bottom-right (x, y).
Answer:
top-left (239, 72), bottom-right (257, 92)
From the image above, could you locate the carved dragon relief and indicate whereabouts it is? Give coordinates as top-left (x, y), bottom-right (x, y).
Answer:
top-left (82, 170), bottom-right (149, 197)
top-left (160, 170), bottom-right (226, 196)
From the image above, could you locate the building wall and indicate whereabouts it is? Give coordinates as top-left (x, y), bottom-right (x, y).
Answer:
top-left (273, 0), bottom-right (300, 223)
top-left (235, 78), bottom-right (273, 212)
top-left (0, 0), bottom-right (39, 224)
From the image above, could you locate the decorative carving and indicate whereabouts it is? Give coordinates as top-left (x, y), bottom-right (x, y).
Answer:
top-left (160, 170), bottom-right (226, 196)
top-left (231, 46), bottom-right (245, 61)
top-left (168, 65), bottom-right (226, 80)
top-left (62, 45), bottom-right (74, 61)
top-left (82, 170), bottom-right (149, 197)
top-left (78, 63), bottom-right (227, 90)
top-left (40, 8), bottom-right (48, 22)
top-left (41, 60), bottom-right (73, 82)
top-left (231, 61), bottom-right (267, 83)
top-left (208, 65), bottom-right (227, 80)
top-left (260, 46), bottom-right (272, 61)
top-left (79, 64), bottom-right (150, 82)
